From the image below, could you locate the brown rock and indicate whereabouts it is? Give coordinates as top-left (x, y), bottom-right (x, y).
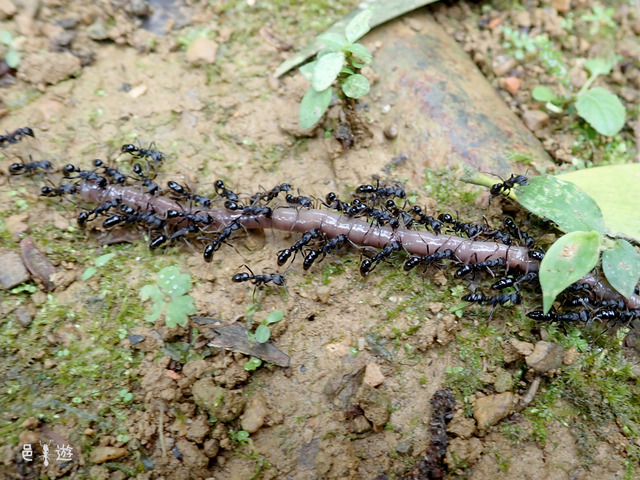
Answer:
top-left (526, 341), bottom-right (564, 372)
top-left (5, 213), bottom-right (29, 236)
top-left (203, 438), bottom-right (220, 458)
top-left (509, 338), bottom-right (534, 357)
top-left (18, 52), bottom-right (82, 86)
top-left (551, 0), bottom-right (571, 13)
top-left (563, 345), bottom-right (580, 366)
top-left (522, 109), bottom-right (549, 131)
top-left (446, 437), bottom-right (483, 468)
top-left (89, 446), bottom-right (127, 464)
top-left (356, 383), bottom-right (391, 431)
top-left (473, 392), bottom-right (514, 429)
top-left (186, 38), bottom-right (219, 65)
top-left (0, 251), bottom-right (30, 289)
top-left (191, 377), bottom-right (245, 422)
top-left (503, 76), bottom-right (521, 95)
top-left (175, 439), bottom-right (208, 469)
top-left (241, 397), bottom-right (268, 433)
top-left (447, 410), bottom-right (476, 439)
top-left (363, 362), bottom-right (385, 388)
top-left (21, 417), bottom-right (39, 429)
top-left (185, 415), bottom-right (210, 443)
top-left (0, 0), bottom-right (16, 19)
top-left (492, 55), bottom-right (517, 77)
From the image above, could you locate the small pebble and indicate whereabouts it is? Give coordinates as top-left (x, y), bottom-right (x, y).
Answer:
top-left (186, 38), bottom-right (219, 65)
top-left (522, 109), bottom-right (549, 131)
top-left (383, 125), bottom-right (398, 140)
top-left (89, 446), bottom-right (127, 464)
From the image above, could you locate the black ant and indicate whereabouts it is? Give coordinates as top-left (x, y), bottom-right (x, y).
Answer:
top-left (355, 182), bottom-right (405, 201)
top-left (0, 127), bottom-right (35, 146)
top-left (203, 221), bottom-right (242, 262)
top-left (302, 234), bottom-right (348, 270)
top-left (322, 192), bottom-right (350, 212)
top-left (528, 249), bottom-right (545, 261)
top-left (132, 163), bottom-right (160, 195)
top-left (463, 292), bottom-right (521, 306)
top-left (250, 183), bottom-right (293, 204)
top-left (41, 183), bottom-right (78, 197)
top-left (93, 159), bottom-right (126, 184)
top-left (286, 194), bottom-right (313, 209)
top-left (403, 249), bottom-right (457, 271)
top-left (240, 205), bottom-right (273, 218)
top-left (77, 198), bottom-right (122, 226)
top-left (9, 158), bottom-right (52, 176)
top-left (215, 180), bottom-right (240, 202)
top-left (490, 173), bottom-right (529, 197)
top-left (166, 209), bottom-right (213, 227)
top-left (455, 257), bottom-right (506, 278)
top-left (409, 206), bottom-right (443, 234)
top-left (527, 310), bottom-right (590, 323)
top-left (121, 142), bottom-right (165, 164)
top-left (360, 241), bottom-right (402, 276)
top-left (63, 164), bottom-right (108, 188)
top-left (277, 229), bottom-right (322, 266)
top-left (232, 265), bottom-right (286, 287)
top-left (491, 272), bottom-right (538, 290)
top-left (383, 200), bottom-right (413, 229)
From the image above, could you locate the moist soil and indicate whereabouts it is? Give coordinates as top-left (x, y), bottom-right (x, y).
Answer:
top-left (1, 1), bottom-right (639, 479)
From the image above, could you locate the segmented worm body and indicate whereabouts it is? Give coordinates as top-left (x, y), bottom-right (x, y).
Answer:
top-left (79, 180), bottom-right (640, 309)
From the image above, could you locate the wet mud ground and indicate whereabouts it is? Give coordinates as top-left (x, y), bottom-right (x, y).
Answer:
top-left (1, 0), bottom-right (640, 479)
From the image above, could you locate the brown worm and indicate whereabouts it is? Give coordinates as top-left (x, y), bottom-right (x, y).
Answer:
top-left (78, 181), bottom-right (640, 310)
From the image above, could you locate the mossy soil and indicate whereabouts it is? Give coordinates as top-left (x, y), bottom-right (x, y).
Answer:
top-left (1, 0), bottom-right (639, 479)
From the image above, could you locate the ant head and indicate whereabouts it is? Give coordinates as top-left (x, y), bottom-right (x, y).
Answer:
top-left (64, 164), bottom-right (76, 175)
top-left (93, 159), bottom-right (104, 167)
top-left (122, 144), bottom-right (137, 154)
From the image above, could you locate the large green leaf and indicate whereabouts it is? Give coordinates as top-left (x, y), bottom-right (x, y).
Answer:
top-left (539, 231), bottom-right (602, 313)
top-left (575, 86), bottom-right (626, 136)
top-left (299, 87), bottom-right (332, 129)
top-left (517, 176), bottom-right (605, 234)
top-left (157, 265), bottom-right (192, 298)
top-left (341, 74), bottom-right (370, 99)
top-left (312, 51), bottom-right (345, 92)
top-left (345, 9), bottom-right (372, 43)
top-left (317, 32), bottom-right (349, 50)
top-left (602, 239), bottom-right (640, 299)
top-left (557, 164), bottom-right (640, 243)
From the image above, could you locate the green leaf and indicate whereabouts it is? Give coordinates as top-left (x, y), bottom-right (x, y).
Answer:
top-left (140, 284), bottom-right (165, 304)
top-left (575, 86), bottom-right (626, 136)
top-left (532, 86), bottom-right (555, 102)
top-left (345, 9), bottom-right (372, 43)
top-left (158, 266), bottom-right (192, 298)
top-left (145, 300), bottom-right (165, 323)
top-left (346, 43), bottom-right (372, 67)
top-left (0, 31), bottom-right (12, 46)
top-left (312, 51), bottom-right (345, 92)
top-left (299, 61), bottom-right (316, 82)
top-left (254, 324), bottom-right (271, 343)
top-left (299, 86), bottom-right (332, 129)
top-left (341, 74), bottom-right (370, 99)
top-left (584, 58), bottom-right (613, 77)
top-left (165, 295), bottom-right (196, 328)
top-left (95, 252), bottom-right (115, 267)
top-left (244, 357), bottom-right (262, 371)
top-left (517, 176), bottom-right (605, 234)
top-left (602, 239), bottom-right (640, 299)
top-left (81, 267), bottom-right (97, 281)
top-left (540, 231), bottom-right (602, 313)
top-left (557, 164), bottom-right (640, 242)
top-left (5, 49), bottom-right (20, 69)
top-left (340, 66), bottom-right (355, 75)
top-left (317, 32), bottom-right (349, 50)
top-left (265, 310), bottom-right (284, 325)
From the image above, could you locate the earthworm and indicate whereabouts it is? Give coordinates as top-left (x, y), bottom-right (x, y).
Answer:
top-left (78, 181), bottom-right (640, 310)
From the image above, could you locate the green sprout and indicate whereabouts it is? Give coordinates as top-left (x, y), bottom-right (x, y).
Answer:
top-left (81, 252), bottom-right (116, 281)
top-left (243, 357), bottom-right (262, 371)
top-left (248, 309), bottom-right (285, 344)
top-left (139, 266), bottom-right (197, 328)
top-left (532, 57), bottom-right (626, 137)
top-left (1, 31), bottom-right (20, 69)
top-left (298, 9), bottom-right (373, 129)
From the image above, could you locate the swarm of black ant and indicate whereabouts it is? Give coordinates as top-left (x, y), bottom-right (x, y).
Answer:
top-left (4, 128), bottom-right (640, 331)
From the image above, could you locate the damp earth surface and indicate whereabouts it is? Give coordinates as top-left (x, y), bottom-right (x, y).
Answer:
top-left (1, 1), bottom-right (640, 479)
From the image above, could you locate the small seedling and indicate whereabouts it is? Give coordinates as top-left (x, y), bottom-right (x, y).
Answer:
top-left (118, 389), bottom-right (134, 403)
top-left (81, 252), bottom-right (116, 281)
top-left (298, 9), bottom-right (373, 129)
top-left (532, 58), bottom-right (626, 136)
top-left (243, 357), bottom-right (262, 371)
top-left (139, 266), bottom-right (197, 328)
top-left (248, 309), bottom-right (285, 344)
top-left (0, 31), bottom-right (20, 69)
